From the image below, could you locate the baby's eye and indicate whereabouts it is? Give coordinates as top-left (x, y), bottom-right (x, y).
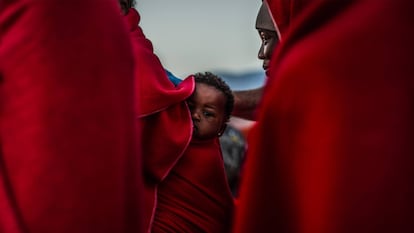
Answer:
top-left (203, 111), bottom-right (214, 117)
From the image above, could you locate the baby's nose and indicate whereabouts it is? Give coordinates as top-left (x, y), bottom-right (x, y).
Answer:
top-left (191, 111), bottom-right (201, 121)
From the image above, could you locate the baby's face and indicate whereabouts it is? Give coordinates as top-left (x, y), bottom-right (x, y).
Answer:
top-left (187, 83), bottom-right (226, 140)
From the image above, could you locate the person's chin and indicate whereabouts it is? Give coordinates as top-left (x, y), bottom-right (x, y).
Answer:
top-left (262, 60), bottom-right (270, 70)
top-left (264, 68), bottom-right (271, 78)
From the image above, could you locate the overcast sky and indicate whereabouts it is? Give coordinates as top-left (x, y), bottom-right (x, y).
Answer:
top-left (134, 0), bottom-right (263, 78)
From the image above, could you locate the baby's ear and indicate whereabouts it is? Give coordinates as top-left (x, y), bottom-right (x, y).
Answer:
top-left (218, 124), bottom-right (227, 137)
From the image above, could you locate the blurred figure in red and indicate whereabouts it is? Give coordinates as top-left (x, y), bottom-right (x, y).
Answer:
top-left (0, 0), bottom-right (143, 232)
top-left (234, 0), bottom-right (414, 232)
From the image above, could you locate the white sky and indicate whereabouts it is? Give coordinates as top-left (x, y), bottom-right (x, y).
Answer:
top-left (134, 0), bottom-right (263, 78)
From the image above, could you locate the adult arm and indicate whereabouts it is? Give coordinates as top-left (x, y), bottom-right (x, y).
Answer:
top-left (232, 87), bottom-right (263, 121)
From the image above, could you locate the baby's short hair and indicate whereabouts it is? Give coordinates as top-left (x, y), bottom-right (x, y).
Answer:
top-left (193, 72), bottom-right (234, 121)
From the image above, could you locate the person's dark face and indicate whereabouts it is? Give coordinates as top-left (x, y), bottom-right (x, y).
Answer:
top-left (118, 0), bottom-right (129, 15)
top-left (255, 3), bottom-right (279, 72)
top-left (257, 29), bottom-right (279, 71)
top-left (187, 83), bottom-right (227, 140)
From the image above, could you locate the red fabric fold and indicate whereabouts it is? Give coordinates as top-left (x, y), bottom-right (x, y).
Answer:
top-left (0, 1), bottom-right (143, 233)
top-left (264, 0), bottom-right (312, 37)
top-left (124, 8), bottom-right (195, 233)
top-left (125, 8), bottom-right (195, 117)
top-left (153, 138), bottom-right (235, 233)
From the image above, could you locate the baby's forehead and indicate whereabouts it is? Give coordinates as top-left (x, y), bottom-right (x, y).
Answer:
top-left (196, 82), bottom-right (223, 94)
top-left (195, 83), bottom-right (226, 99)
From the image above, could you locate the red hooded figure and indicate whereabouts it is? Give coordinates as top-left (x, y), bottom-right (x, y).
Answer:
top-left (234, 0), bottom-right (414, 232)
